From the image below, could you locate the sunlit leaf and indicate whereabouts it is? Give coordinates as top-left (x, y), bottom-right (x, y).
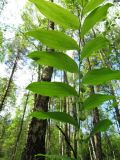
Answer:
top-left (28, 51), bottom-right (78, 73)
top-left (83, 94), bottom-right (114, 110)
top-left (81, 3), bottom-right (113, 37)
top-left (91, 119), bottom-right (112, 135)
top-left (82, 68), bottom-right (120, 85)
top-left (30, 0), bottom-right (79, 30)
top-left (26, 82), bottom-right (78, 97)
top-left (81, 36), bottom-right (109, 59)
top-left (78, 0), bottom-right (88, 7)
top-left (83, 0), bottom-right (105, 14)
top-left (26, 30), bottom-right (79, 51)
top-left (32, 112), bottom-right (78, 127)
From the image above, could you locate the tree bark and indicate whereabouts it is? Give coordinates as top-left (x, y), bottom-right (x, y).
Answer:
top-left (21, 68), bottom-right (53, 160)
top-left (21, 3), bottom-right (54, 159)
top-left (92, 108), bottom-right (102, 160)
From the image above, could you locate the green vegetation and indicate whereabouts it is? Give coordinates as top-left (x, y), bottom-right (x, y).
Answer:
top-left (0, 0), bottom-right (120, 160)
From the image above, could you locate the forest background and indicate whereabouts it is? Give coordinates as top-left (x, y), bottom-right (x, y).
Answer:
top-left (0, 0), bottom-right (120, 160)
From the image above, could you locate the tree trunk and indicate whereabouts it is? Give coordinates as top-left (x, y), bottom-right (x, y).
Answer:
top-left (21, 5), bottom-right (54, 159)
top-left (92, 108), bottom-right (102, 160)
top-left (0, 50), bottom-right (20, 111)
top-left (21, 68), bottom-right (53, 160)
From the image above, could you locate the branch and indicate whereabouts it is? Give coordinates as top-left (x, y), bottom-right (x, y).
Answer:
top-left (56, 125), bottom-right (77, 159)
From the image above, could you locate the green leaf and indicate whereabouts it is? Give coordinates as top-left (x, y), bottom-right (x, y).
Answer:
top-left (82, 68), bottom-right (120, 85)
top-left (32, 112), bottom-right (78, 127)
top-left (26, 82), bottom-right (78, 97)
top-left (28, 51), bottom-right (78, 73)
top-left (81, 36), bottom-right (109, 59)
top-left (91, 119), bottom-right (112, 135)
top-left (26, 30), bottom-right (79, 51)
top-left (83, 0), bottom-right (105, 15)
top-left (30, 0), bottom-right (79, 30)
top-left (83, 94), bottom-right (114, 110)
top-left (78, 0), bottom-right (88, 7)
top-left (81, 3), bottom-right (113, 37)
